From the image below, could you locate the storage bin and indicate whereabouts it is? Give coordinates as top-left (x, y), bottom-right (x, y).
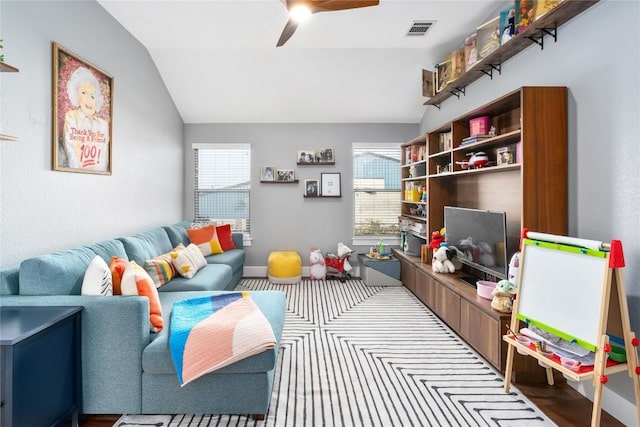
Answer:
top-left (469, 116), bottom-right (490, 136)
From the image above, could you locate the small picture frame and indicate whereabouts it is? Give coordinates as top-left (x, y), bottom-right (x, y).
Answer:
top-left (304, 179), bottom-right (319, 197)
top-left (276, 169), bottom-right (295, 182)
top-left (436, 59), bottom-right (452, 93)
top-left (297, 150), bottom-right (316, 164)
top-left (317, 148), bottom-right (335, 163)
top-left (321, 172), bottom-right (341, 197)
top-left (261, 166), bottom-right (275, 181)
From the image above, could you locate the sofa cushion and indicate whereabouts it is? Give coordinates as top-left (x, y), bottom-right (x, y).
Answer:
top-left (204, 249), bottom-right (245, 275)
top-left (162, 221), bottom-right (192, 248)
top-left (157, 264), bottom-right (232, 292)
top-left (81, 256), bottom-right (113, 296)
top-left (0, 264), bottom-right (20, 296)
top-left (171, 243), bottom-right (207, 279)
top-left (19, 247), bottom-right (97, 295)
top-left (143, 290), bottom-right (286, 376)
top-left (215, 224), bottom-right (236, 251)
top-left (118, 228), bottom-right (173, 266)
top-left (122, 261), bottom-right (164, 333)
top-left (144, 252), bottom-right (178, 288)
top-left (110, 256), bottom-right (129, 295)
top-left (187, 225), bottom-right (223, 256)
top-left (85, 239), bottom-right (129, 265)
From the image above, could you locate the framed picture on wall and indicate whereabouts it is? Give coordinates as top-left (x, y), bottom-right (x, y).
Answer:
top-left (52, 42), bottom-right (114, 175)
top-left (321, 173), bottom-right (341, 197)
top-left (304, 179), bottom-right (319, 196)
top-left (276, 169), bottom-right (295, 182)
top-left (297, 150), bottom-right (316, 164)
top-left (317, 148), bottom-right (334, 163)
top-left (261, 166), bottom-right (275, 181)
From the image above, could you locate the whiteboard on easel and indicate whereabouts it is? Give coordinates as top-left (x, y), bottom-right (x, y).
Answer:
top-left (515, 237), bottom-right (609, 352)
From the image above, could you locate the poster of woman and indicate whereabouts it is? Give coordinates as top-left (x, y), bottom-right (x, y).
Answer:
top-left (52, 43), bottom-right (113, 174)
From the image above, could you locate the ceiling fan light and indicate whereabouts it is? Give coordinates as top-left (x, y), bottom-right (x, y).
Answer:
top-left (289, 5), bottom-right (312, 22)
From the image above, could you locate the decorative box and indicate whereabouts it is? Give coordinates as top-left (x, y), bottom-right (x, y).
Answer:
top-left (469, 116), bottom-right (490, 136)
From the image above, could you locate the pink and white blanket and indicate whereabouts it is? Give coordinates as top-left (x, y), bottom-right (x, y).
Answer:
top-left (169, 292), bottom-right (276, 386)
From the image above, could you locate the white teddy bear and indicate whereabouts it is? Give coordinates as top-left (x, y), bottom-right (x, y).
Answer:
top-left (309, 248), bottom-right (327, 280)
top-left (432, 246), bottom-right (455, 273)
top-left (336, 242), bottom-right (353, 272)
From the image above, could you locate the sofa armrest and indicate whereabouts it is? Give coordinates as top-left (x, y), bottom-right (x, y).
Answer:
top-left (232, 232), bottom-right (244, 249)
top-left (0, 295), bottom-right (150, 414)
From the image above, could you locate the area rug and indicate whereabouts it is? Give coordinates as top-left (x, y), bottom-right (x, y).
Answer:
top-left (115, 279), bottom-right (556, 426)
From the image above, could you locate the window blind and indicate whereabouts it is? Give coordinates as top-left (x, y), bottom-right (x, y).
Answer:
top-left (193, 144), bottom-right (251, 233)
top-left (352, 143), bottom-right (401, 237)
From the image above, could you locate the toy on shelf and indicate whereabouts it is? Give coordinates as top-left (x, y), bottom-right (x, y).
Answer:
top-left (428, 229), bottom-right (445, 249)
top-left (432, 246), bottom-right (455, 274)
top-left (491, 279), bottom-right (517, 313)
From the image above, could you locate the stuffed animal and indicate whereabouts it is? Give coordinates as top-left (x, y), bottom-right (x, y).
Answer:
top-left (429, 230), bottom-right (445, 249)
top-left (337, 242), bottom-right (353, 271)
top-left (432, 246), bottom-right (455, 273)
top-left (309, 248), bottom-right (326, 280)
top-left (445, 245), bottom-right (465, 270)
top-left (491, 279), bottom-right (517, 313)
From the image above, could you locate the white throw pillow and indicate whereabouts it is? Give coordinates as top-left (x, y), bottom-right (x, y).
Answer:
top-left (82, 256), bottom-right (113, 296)
top-left (171, 243), bottom-right (207, 279)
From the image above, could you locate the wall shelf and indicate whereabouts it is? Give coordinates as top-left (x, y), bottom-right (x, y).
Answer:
top-left (423, 0), bottom-right (600, 108)
top-left (0, 61), bottom-right (19, 72)
top-left (261, 180), bottom-right (299, 184)
top-left (297, 162), bottom-right (335, 166)
top-left (0, 134), bottom-right (19, 141)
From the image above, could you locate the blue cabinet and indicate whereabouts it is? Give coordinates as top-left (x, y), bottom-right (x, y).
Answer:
top-left (1, 306), bottom-right (82, 427)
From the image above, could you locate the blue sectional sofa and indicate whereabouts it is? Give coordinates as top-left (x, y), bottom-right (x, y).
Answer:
top-left (0, 221), bottom-right (286, 419)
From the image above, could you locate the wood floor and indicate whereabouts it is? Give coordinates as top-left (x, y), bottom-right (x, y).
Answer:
top-left (71, 373), bottom-right (626, 427)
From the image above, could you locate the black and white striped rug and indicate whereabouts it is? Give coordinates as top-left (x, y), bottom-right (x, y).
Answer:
top-left (115, 279), bottom-right (555, 427)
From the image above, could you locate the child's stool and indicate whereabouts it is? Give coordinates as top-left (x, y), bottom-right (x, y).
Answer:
top-left (268, 251), bottom-right (302, 284)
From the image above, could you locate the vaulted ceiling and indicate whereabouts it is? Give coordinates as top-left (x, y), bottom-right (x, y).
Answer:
top-left (97, 0), bottom-right (504, 123)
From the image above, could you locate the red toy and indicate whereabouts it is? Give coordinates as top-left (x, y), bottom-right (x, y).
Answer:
top-left (429, 231), bottom-right (444, 249)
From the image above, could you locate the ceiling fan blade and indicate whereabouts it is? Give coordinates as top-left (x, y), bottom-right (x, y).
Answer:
top-left (310, 0), bottom-right (379, 12)
top-left (276, 18), bottom-right (299, 47)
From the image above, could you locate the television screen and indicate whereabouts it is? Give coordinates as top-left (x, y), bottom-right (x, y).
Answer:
top-left (444, 206), bottom-right (508, 280)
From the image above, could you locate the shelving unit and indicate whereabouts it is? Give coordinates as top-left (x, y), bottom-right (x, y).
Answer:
top-left (1, 61), bottom-right (20, 141)
top-left (400, 136), bottom-right (428, 244)
top-left (424, 0), bottom-right (599, 109)
top-left (396, 86), bottom-right (568, 376)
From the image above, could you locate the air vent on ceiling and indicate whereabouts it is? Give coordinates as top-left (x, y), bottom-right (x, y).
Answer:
top-left (406, 21), bottom-right (434, 37)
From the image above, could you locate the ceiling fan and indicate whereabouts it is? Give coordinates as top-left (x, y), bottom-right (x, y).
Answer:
top-left (277, 0), bottom-right (380, 47)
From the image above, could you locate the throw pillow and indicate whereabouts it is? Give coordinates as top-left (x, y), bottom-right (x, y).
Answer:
top-left (144, 252), bottom-right (178, 288)
top-left (81, 256), bottom-right (113, 296)
top-left (110, 256), bottom-right (129, 295)
top-left (170, 243), bottom-right (207, 279)
top-left (121, 260), bottom-right (164, 333)
top-left (215, 224), bottom-right (236, 251)
top-left (187, 225), bottom-right (223, 256)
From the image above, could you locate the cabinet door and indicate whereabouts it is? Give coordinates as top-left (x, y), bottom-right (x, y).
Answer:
top-left (399, 258), bottom-right (417, 294)
top-left (460, 299), bottom-right (501, 369)
top-left (416, 269), bottom-right (435, 309)
top-left (434, 285), bottom-right (460, 330)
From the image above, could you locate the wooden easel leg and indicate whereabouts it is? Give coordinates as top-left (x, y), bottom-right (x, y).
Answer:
top-left (504, 343), bottom-right (515, 392)
top-left (545, 366), bottom-right (554, 385)
top-left (590, 334), bottom-right (609, 427)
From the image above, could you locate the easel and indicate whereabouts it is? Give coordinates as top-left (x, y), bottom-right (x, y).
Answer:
top-left (503, 231), bottom-right (640, 427)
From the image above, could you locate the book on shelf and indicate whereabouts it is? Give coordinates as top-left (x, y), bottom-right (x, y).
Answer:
top-left (500, 4), bottom-right (518, 46)
top-left (460, 134), bottom-right (492, 146)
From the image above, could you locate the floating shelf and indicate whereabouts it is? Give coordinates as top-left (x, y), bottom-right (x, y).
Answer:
top-left (0, 134), bottom-right (19, 141)
top-left (0, 61), bottom-right (19, 72)
top-left (423, 0), bottom-right (600, 108)
top-left (297, 162), bottom-right (335, 166)
top-left (261, 180), bottom-right (299, 184)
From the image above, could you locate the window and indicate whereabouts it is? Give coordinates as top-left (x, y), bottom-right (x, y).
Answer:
top-left (193, 144), bottom-right (251, 237)
top-left (353, 143), bottom-right (401, 244)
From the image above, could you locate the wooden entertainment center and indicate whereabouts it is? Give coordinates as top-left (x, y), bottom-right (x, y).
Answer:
top-left (397, 86), bottom-right (568, 376)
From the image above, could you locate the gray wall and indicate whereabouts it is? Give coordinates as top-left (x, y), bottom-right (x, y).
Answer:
top-left (0, 1), bottom-right (184, 266)
top-left (184, 123), bottom-right (418, 268)
top-left (420, 1), bottom-right (639, 423)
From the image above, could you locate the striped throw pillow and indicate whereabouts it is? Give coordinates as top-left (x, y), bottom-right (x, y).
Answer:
top-left (144, 246), bottom-right (182, 288)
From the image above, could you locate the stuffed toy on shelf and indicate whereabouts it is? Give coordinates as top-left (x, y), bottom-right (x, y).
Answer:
top-left (432, 246), bottom-right (455, 273)
top-left (491, 279), bottom-right (517, 313)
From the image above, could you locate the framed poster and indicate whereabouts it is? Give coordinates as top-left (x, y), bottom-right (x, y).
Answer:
top-left (317, 148), bottom-right (334, 163)
top-left (276, 169), bottom-right (295, 182)
top-left (297, 150), bottom-right (316, 164)
top-left (321, 173), bottom-right (341, 197)
top-left (52, 42), bottom-right (113, 175)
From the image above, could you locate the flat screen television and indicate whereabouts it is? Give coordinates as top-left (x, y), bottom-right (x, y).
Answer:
top-left (443, 206), bottom-right (508, 280)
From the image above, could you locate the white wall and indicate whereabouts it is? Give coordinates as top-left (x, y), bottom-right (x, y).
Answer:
top-left (184, 123), bottom-right (418, 268)
top-left (420, 1), bottom-right (640, 424)
top-left (0, 1), bottom-right (185, 266)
